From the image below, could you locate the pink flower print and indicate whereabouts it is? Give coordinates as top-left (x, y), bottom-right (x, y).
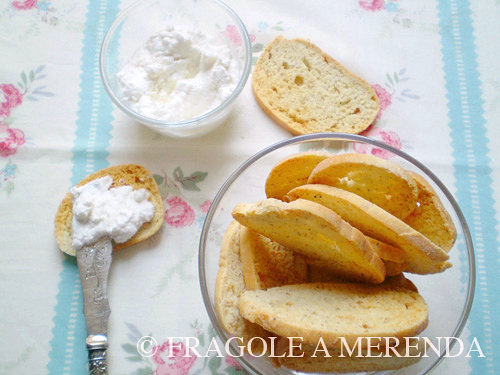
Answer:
top-left (371, 84), bottom-right (392, 120)
top-left (222, 25), bottom-right (256, 47)
top-left (164, 196), bottom-right (195, 228)
top-left (354, 127), bottom-right (402, 160)
top-left (225, 355), bottom-right (243, 371)
top-left (12, 0), bottom-right (37, 10)
top-left (0, 84), bottom-right (23, 120)
top-left (0, 124), bottom-right (26, 157)
top-left (359, 0), bottom-right (386, 11)
top-left (200, 200), bottom-right (212, 214)
top-left (152, 341), bottom-right (197, 375)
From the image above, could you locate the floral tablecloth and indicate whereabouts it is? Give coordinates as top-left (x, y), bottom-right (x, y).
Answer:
top-left (1, 0), bottom-right (499, 374)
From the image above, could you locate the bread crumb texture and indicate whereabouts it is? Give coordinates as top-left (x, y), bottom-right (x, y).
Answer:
top-left (239, 282), bottom-right (428, 348)
top-left (252, 36), bottom-right (380, 135)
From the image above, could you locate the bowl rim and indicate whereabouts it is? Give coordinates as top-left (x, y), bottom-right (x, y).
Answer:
top-left (99, 0), bottom-right (253, 130)
top-left (198, 133), bottom-right (476, 375)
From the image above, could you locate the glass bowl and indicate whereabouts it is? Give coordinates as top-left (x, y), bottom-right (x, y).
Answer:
top-left (199, 133), bottom-right (475, 375)
top-left (100, 0), bottom-right (252, 138)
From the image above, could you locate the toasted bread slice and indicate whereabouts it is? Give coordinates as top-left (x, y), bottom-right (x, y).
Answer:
top-left (252, 36), bottom-right (380, 135)
top-left (239, 282), bottom-right (428, 348)
top-left (265, 151), bottom-right (332, 200)
top-left (404, 171), bottom-right (457, 251)
top-left (54, 164), bottom-right (164, 256)
top-left (307, 236), bottom-right (406, 277)
top-left (367, 237), bottom-right (407, 276)
top-left (240, 226), bottom-right (308, 290)
top-left (275, 336), bottom-right (425, 373)
top-left (285, 184), bottom-right (451, 274)
top-left (307, 153), bottom-right (419, 220)
top-left (383, 273), bottom-right (419, 293)
top-left (214, 221), bottom-right (270, 343)
top-left (232, 198), bottom-right (386, 284)
top-left (308, 265), bottom-right (418, 293)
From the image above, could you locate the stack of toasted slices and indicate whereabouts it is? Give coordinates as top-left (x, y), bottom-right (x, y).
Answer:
top-left (215, 152), bottom-right (456, 373)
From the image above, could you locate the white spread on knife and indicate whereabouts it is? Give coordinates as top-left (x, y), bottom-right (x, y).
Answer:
top-left (117, 26), bottom-right (240, 121)
top-left (70, 176), bottom-right (154, 250)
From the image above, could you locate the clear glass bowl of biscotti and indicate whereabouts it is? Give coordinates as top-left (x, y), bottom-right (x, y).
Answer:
top-left (199, 133), bottom-right (474, 375)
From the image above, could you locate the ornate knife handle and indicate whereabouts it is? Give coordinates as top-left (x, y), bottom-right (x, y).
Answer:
top-left (87, 334), bottom-right (108, 375)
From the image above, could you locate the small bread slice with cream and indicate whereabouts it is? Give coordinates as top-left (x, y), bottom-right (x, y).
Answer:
top-left (54, 164), bottom-right (164, 256)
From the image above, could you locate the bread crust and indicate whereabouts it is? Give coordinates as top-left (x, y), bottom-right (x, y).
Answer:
top-left (214, 221), bottom-right (271, 345)
top-left (54, 164), bottom-right (164, 256)
top-left (252, 36), bottom-right (380, 135)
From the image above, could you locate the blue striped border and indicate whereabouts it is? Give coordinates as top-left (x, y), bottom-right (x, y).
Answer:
top-left (437, 0), bottom-right (498, 373)
top-left (47, 0), bottom-right (119, 373)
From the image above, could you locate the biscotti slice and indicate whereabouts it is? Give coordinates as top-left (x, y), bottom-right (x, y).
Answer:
top-left (240, 226), bottom-right (308, 290)
top-left (54, 164), bottom-right (164, 256)
top-left (252, 36), bottom-right (380, 135)
top-left (275, 337), bottom-right (425, 373)
top-left (239, 282), bottom-right (428, 348)
top-left (367, 237), bottom-right (407, 276)
top-left (232, 198), bottom-right (386, 284)
top-left (285, 184), bottom-right (451, 274)
top-left (307, 153), bottom-right (419, 220)
top-left (308, 265), bottom-right (418, 293)
top-left (265, 151), bottom-right (332, 200)
top-left (214, 221), bottom-right (270, 344)
top-left (404, 171), bottom-right (457, 251)
top-left (383, 273), bottom-right (419, 293)
top-left (306, 237), bottom-right (406, 279)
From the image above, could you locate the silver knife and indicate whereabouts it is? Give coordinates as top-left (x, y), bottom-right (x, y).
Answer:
top-left (76, 236), bottom-right (113, 375)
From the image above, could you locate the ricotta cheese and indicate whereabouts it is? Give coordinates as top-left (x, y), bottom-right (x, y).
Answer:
top-left (70, 176), bottom-right (155, 250)
top-left (117, 26), bottom-right (240, 121)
